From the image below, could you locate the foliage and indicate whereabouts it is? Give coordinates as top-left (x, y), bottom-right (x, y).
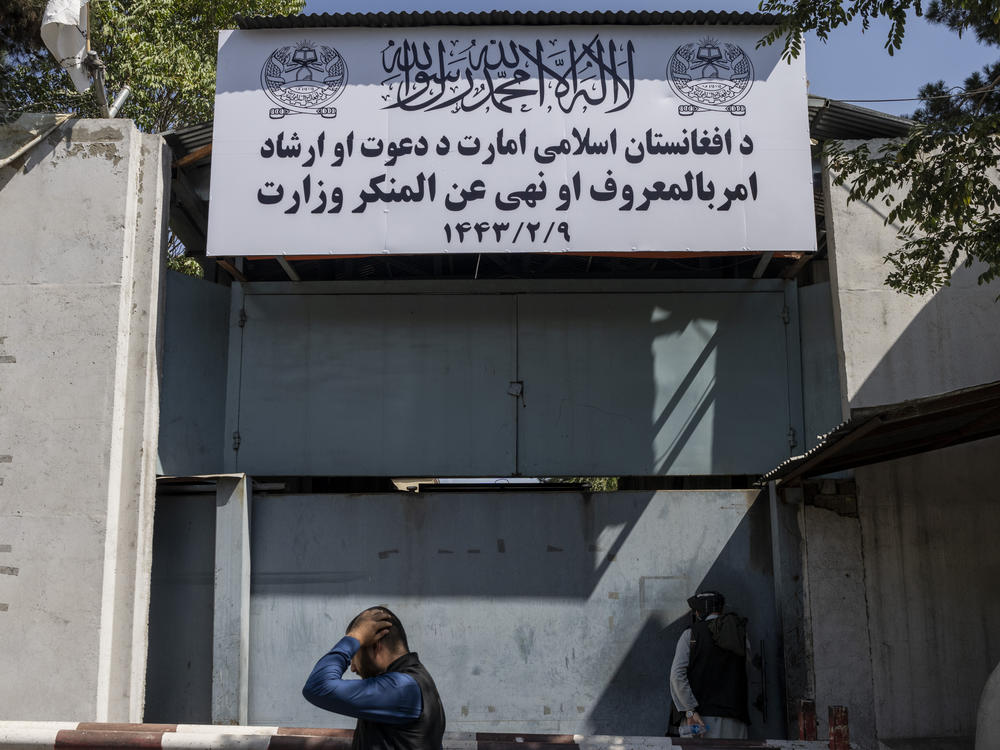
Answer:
top-left (166, 233), bottom-right (204, 277)
top-left (167, 254), bottom-right (206, 276)
top-left (911, 2), bottom-right (1000, 123)
top-left (2, 0), bottom-right (304, 132)
top-left (2, 0), bottom-right (303, 274)
top-left (756, 0), bottom-right (922, 59)
top-left (0, 1), bottom-right (83, 124)
top-left (1, 0), bottom-right (48, 51)
top-left (757, 0), bottom-right (998, 58)
top-left (1, 48), bottom-right (88, 125)
top-left (758, 0), bottom-right (1000, 294)
top-left (924, 0), bottom-right (1000, 43)
top-left (825, 118), bottom-right (1000, 292)
top-left (910, 60), bottom-right (1000, 123)
top-left (546, 477), bottom-right (620, 491)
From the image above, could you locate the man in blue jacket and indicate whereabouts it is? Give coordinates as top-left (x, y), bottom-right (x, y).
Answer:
top-left (303, 606), bottom-right (446, 750)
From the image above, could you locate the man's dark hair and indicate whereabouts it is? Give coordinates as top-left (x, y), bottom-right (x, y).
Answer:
top-left (347, 605), bottom-right (410, 651)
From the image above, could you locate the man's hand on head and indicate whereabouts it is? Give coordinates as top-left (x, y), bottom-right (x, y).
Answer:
top-left (347, 609), bottom-right (393, 647)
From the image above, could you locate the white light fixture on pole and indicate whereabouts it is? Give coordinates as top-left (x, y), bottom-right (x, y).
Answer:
top-left (40, 0), bottom-right (130, 117)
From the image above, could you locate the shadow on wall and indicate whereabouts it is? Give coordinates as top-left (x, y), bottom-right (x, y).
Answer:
top-left (145, 488), bottom-right (786, 735)
top-left (145, 494), bottom-right (215, 724)
top-left (151, 285), bottom-right (796, 728)
top-left (825, 251), bottom-right (1000, 743)
top-left (517, 287), bottom-right (795, 477)
top-left (847, 262), bottom-right (1000, 410)
top-left (247, 490), bottom-right (783, 732)
top-left (0, 120), bottom-right (70, 191)
top-left (248, 491), bottom-right (660, 598)
top-left (697, 289), bottom-right (791, 475)
top-left (586, 489), bottom-right (782, 739)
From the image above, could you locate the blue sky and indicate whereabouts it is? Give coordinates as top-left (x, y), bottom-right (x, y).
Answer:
top-left (303, 0), bottom-right (997, 117)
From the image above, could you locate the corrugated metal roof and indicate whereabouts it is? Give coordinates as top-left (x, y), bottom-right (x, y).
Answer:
top-left (161, 122), bottom-right (213, 161)
top-left (808, 95), bottom-right (913, 141)
top-left (761, 380), bottom-right (1000, 485)
top-left (237, 10), bottom-right (782, 29)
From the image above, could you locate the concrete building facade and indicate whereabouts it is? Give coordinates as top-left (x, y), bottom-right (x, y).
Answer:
top-left (1, 15), bottom-right (998, 750)
top-left (797, 153), bottom-right (1000, 749)
top-left (0, 119), bottom-right (169, 721)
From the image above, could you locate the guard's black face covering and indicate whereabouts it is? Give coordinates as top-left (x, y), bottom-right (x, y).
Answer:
top-left (687, 591), bottom-right (725, 618)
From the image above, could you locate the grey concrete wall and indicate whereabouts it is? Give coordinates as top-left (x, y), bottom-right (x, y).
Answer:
top-left (856, 437), bottom-right (1000, 746)
top-left (818, 147), bottom-right (1000, 748)
top-left (248, 490), bottom-right (782, 735)
top-left (0, 119), bottom-right (168, 720)
top-left (230, 280), bottom-right (799, 477)
top-left (145, 489), bottom-right (784, 737)
top-left (516, 287), bottom-right (797, 476)
top-left (797, 283), bottom-right (843, 449)
top-left (824, 146), bottom-right (1000, 413)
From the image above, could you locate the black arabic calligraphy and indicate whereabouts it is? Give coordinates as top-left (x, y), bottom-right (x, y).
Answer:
top-left (380, 35), bottom-right (635, 114)
top-left (256, 170), bottom-right (759, 214)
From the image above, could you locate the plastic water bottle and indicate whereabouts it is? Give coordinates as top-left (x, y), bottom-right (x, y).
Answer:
top-left (679, 723), bottom-right (709, 737)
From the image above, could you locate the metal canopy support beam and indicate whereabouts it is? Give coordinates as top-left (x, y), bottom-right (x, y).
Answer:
top-left (175, 143), bottom-right (212, 168)
top-left (753, 252), bottom-right (774, 279)
top-left (212, 474), bottom-right (251, 725)
top-left (168, 167), bottom-right (209, 255)
top-left (217, 259), bottom-right (248, 283)
top-left (276, 257), bottom-right (301, 283)
top-left (169, 203), bottom-right (207, 256)
top-left (172, 168), bottom-right (209, 236)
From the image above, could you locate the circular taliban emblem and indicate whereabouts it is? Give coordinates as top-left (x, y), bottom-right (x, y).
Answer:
top-left (261, 41), bottom-right (348, 118)
top-left (667, 39), bottom-right (754, 116)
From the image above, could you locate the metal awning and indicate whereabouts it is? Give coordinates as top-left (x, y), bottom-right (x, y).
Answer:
top-left (807, 95), bottom-right (913, 141)
top-left (762, 380), bottom-right (1000, 485)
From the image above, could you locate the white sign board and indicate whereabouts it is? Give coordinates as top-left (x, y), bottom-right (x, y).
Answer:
top-left (208, 25), bottom-right (815, 256)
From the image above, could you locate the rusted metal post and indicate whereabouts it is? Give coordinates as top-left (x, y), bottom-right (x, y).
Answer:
top-left (828, 705), bottom-right (849, 750)
top-left (798, 699), bottom-right (817, 740)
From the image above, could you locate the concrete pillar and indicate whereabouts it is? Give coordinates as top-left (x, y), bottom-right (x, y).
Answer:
top-left (801, 502), bottom-right (876, 748)
top-left (769, 484), bottom-right (813, 738)
top-left (0, 119), bottom-right (168, 720)
top-left (212, 475), bottom-right (252, 725)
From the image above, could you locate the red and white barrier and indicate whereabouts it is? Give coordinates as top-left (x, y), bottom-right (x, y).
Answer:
top-left (0, 722), bottom-right (846, 750)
